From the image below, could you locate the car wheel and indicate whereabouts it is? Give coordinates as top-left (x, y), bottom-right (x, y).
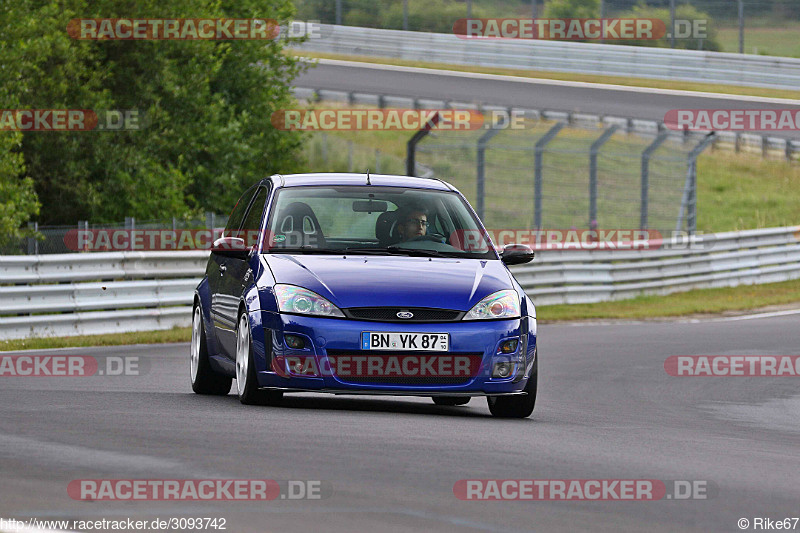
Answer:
top-left (487, 353), bottom-right (537, 419)
top-left (432, 396), bottom-right (471, 406)
top-left (190, 305), bottom-right (232, 395)
top-left (235, 311), bottom-right (283, 406)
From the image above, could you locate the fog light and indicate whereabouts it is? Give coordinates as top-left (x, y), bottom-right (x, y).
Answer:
top-left (492, 361), bottom-right (514, 379)
top-left (500, 339), bottom-right (519, 353)
top-left (285, 334), bottom-right (305, 349)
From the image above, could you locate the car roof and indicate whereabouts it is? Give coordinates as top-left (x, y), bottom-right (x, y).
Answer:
top-left (264, 173), bottom-right (455, 191)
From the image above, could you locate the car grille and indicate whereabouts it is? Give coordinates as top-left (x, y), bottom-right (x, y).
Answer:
top-left (324, 350), bottom-right (481, 386)
top-left (343, 307), bottom-right (464, 322)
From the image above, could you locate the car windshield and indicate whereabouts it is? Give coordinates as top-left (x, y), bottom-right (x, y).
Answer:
top-left (264, 185), bottom-right (497, 259)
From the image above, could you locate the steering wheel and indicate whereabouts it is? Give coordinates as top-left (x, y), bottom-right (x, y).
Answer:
top-left (410, 233), bottom-right (446, 243)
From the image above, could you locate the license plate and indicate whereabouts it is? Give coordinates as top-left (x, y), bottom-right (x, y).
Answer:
top-left (362, 332), bottom-right (449, 351)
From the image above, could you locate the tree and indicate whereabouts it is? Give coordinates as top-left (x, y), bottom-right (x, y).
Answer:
top-left (1, 0), bottom-right (307, 227)
top-left (543, 0), bottom-right (600, 19)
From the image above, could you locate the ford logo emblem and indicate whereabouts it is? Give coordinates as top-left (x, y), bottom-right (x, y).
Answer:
top-left (396, 311), bottom-right (414, 319)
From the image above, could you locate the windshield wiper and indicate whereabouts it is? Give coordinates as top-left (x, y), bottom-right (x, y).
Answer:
top-left (341, 247), bottom-right (412, 256)
top-left (386, 247), bottom-right (461, 258)
top-left (268, 247), bottom-right (407, 256)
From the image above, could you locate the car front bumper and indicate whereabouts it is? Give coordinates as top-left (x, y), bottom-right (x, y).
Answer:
top-left (255, 311), bottom-right (537, 395)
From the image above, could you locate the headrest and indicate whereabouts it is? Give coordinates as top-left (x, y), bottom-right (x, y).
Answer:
top-left (375, 210), bottom-right (400, 246)
top-left (275, 202), bottom-right (326, 247)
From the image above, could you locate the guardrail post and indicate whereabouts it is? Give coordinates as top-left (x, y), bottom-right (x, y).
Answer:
top-left (788, 140), bottom-right (796, 161)
top-left (640, 132), bottom-right (668, 229)
top-left (677, 132), bottom-right (715, 235)
top-left (476, 126), bottom-right (502, 221)
top-left (762, 135), bottom-right (769, 157)
top-left (589, 125), bottom-right (619, 228)
top-left (406, 112), bottom-right (441, 176)
top-left (533, 122), bottom-right (565, 229)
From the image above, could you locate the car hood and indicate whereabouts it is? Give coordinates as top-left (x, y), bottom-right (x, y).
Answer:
top-left (262, 254), bottom-right (513, 311)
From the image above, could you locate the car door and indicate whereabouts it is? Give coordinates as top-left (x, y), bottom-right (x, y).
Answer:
top-left (214, 185), bottom-right (269, 358)
top-left (210, 184), bottom-right (258, 355)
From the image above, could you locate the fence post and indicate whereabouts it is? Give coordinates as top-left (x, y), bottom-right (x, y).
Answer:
top-left (677, 133), bottom-right (715, 235)
top-left (347, 141), bottom-right (354, 172)
top-left (476, 127), bottom-right (502, 222)
top-left (27, 221), bottom-right (38, 255)
top-left (640, 132), bottom-right (669, 229)
top-left (78, 220), bottom-right (88, 252)
top-left (589, 125), bottom-right (619, 228)
top-left (206, 211), bottom-right (216, 241)
top-left (533, 122), bottom-right (565, 229)
top-left (375, 149), bottom-right (381, 173)
top-left (406, 112), bottom-right (441, 176)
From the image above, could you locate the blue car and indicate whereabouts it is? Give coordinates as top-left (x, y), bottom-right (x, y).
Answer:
top-left (191, 173), bottom-right (538, 418)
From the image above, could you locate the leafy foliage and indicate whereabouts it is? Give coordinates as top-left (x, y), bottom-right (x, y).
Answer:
top-left (1, 0), bottom-right (306, 228)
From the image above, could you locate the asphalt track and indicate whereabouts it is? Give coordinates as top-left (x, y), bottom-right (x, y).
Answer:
top-left (294, 60), bottom-right (800, 141)
top-left (2, 312), bottom-right (799, 532)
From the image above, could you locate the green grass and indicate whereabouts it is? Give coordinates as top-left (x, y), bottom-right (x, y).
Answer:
top-left (538, 277), bottom-right (800, 321)
top-left (698, 153), bottom-right (800, 231)
top-left (292, 51), bottom-right (800, 101)
top-left (716, 24), bottom-right (800, 58)
top-left (299, 104), bottom-right (800, 233)
top-left (0, 327), bottom-right (191, 352)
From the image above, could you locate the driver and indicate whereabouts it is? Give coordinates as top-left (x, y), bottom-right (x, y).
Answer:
top-left (396, 207), bottom-right (428, 242)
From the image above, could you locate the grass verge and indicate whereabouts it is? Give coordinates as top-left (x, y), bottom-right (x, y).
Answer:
top-left (538, 278), bottom-right (800, 321)
top-left (297, 106), bottom-right (800, 233)
top-left (292, 50), bottom-right (800, 101)
top-left (0, 327), bottom-right (191, 352)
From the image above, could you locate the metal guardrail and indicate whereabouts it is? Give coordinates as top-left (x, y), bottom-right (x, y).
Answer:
top-left (293, 24), bottom-right (800, 90)
top-left (512, 226), bottom-right (800, 305)
top-left (0, 252), bottom-right (208, 340)
top-left (292, 87), bottom-right (800, 161)
top-left (1, 227), bottom-right (799, 339)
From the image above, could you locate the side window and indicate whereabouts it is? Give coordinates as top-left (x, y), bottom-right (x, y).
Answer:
top-left (240, 186), bottom-right (269, 249)
top-left (224, 185), bottom-right (257, 239)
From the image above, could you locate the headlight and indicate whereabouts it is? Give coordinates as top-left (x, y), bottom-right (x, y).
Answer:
top-left (464, 290), bottom-right (520, 320)
top-left (274, 284), bottom-right (344, 317)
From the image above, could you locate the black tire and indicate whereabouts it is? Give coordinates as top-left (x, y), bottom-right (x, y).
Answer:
top-left (235, 311), bottom-right (283, 406)
top-left (190, 305), bottom-right (232, 396)
top-left (487, 352), bottom-right (538, 419)
top-left (432, 396), bottom-right (471, 406)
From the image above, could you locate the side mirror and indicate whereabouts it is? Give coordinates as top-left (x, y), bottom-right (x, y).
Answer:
top-left (211, 236), bottom-right (250, 259)
top-left (500, 243), bottom-right (534, 265)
